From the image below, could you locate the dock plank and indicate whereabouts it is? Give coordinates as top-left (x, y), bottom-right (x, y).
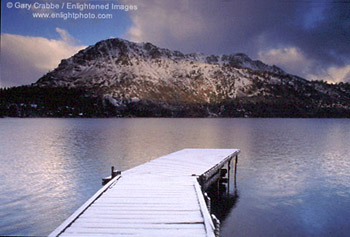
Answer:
top-left (50, 149), bottom-right (240, 237)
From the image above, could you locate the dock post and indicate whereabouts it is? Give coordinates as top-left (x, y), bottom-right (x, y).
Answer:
top-left (111, 166), bottom-right (115, 178)
top-left (234, 155), bottom-right (238, 189)
top-left (212, 214), bottom-right (221, 237)
top-left (217, 179), bottom-right (220, 197)
top-left (227, 159), bottom-right (231, 196)
top-left (219, 169), bottom-right (228, 197)
top-left (102, 166), bottom-right (121, 185)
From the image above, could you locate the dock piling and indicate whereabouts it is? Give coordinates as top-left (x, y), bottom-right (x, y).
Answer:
top-left (102, 166), bottom-right (121, 185)
top-left (234, 155), bottom-right (238, 189)
top-left (51, 149), bottom-right (240, 237)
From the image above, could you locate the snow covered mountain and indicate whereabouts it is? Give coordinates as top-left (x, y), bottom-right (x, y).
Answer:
top-left (33, 38), bottom-right (350, 117)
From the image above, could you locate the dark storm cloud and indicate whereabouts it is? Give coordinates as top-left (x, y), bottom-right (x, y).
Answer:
top-left (126, 0), bottom-right (299, 55)
top-left (125, 0), bottom-right (350, 82)
top-left (276, 2), bottom-right (350, 66)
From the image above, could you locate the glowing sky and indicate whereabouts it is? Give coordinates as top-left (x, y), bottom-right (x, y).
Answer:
top-left (1, 0), bottom-right (349, 87)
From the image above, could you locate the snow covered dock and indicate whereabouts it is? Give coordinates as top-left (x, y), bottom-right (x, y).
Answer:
top-left (50, 149), bottom-right (240, 237)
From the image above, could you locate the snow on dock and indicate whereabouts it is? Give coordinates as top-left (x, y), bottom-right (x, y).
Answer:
top-left (50, 148), bottom-right (240, 237)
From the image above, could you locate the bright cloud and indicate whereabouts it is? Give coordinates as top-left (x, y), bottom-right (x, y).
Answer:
top-left (258, 47), bottom-right (350, 83)
top-left (55, 27), bottom-right (79, 45)
top-left (307, 65), bottom-right (350, 83)
top-left (0, 29), bottom-right (85, 87)
top-left (258, 47), bottom-right (314, 77)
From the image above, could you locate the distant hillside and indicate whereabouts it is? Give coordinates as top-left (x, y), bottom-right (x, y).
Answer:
top-left (1, 38), bottom-right (350, 118)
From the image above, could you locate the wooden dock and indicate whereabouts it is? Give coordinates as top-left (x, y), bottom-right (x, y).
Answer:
top-left (50, 148), bottom-right (240, 237)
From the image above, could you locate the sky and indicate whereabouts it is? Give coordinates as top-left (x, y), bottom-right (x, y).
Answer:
top-left (1, 0), bottom-right (350, 88)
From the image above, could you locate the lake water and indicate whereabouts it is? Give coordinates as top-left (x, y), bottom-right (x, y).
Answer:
top-left (0, 118), bottom-right (349, 236)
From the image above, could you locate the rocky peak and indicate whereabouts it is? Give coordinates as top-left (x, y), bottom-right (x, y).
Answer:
top-left (33, 37), bottom-right (350, 118)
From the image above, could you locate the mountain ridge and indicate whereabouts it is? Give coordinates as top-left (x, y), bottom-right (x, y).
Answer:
top-left (1, 38), bottom-right (350, 118)
top-left (34, 38), bottom-right (298, 106)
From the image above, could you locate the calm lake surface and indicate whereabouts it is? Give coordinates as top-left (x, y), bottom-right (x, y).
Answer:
top-left (0, 118), bottom-right (349, 236)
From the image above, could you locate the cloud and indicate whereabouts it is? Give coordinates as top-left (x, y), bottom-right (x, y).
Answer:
top-left (0, 29), bottom-right (85, 87)
top-left (123, 0), bottom-right (350, 82)
top-left (123, 0), bottom-right (300, 55)
top-left (258, 47), bottom-right (315, 77)
top-left (55, 27), bottom-right (79, 45)
top-left (125, 1), bottom-right (207, 47)
top-left (259, 47), bottom-right (350, 83)
top-left (308, 65), bottom-right (350, 84)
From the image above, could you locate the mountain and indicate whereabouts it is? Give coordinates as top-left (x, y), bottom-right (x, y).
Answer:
top-left (2, 38), bottom-right (350, 117)
top-left (35, 38), bottom-right (287, 104)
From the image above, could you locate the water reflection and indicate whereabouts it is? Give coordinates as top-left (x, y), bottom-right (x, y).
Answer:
top-left (220, 119), bottom-right (350, 237)
top-left (211, 191), bottom-right (240, 223)
top-left (1, 118), bottom-right (350, 236)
